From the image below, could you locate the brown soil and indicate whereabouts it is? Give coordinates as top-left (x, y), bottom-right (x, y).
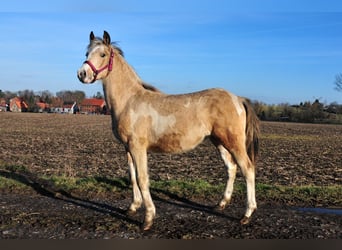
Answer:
top-left (0, 113), bottom-right (341, 239)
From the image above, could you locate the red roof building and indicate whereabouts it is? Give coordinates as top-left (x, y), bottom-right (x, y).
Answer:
top-left (36, 102), bottom-right (50, 112)
top-left (10, 97), bottom-right (28, 112)
top-left (80, 98), bottom-right (107, 114)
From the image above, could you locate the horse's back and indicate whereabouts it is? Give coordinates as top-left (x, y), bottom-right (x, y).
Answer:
top-left (117, 87), bottom-right (247, 152)
top-left (171, 88), bottom-right (246, 122)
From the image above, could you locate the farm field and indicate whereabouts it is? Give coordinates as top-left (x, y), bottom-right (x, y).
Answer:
top-left (0, 112), bottom-right (341, 239)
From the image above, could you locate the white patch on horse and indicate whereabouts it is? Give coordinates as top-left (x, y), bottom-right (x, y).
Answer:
top-left (230, 93), bottom-right (243, 116)
top-left (131, 103), bottom-right (176, 137)
top-left (87, 45), bottom-right (103, 58)
top-left (183, 99), bottom-right (191, 108)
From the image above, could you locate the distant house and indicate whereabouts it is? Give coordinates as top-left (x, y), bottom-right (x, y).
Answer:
top-left (62, 101), bottom-right (77, 114)
top-left (0, 98), bottom-right (8, 112)
top-left (9, 97), bottom-right (28, 112)
top-left (50, 101), bottom-right (77, 114)
top-left (36, 102), bottom-right (50, 113)
top-left (80, 98), bottom-right (107, 114)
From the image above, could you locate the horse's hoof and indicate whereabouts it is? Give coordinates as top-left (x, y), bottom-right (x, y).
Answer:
top-left (240, 216), bottom-right (251, 225)
top-left (126, 209), bottom-right (137, 217)
top-left (214, 200), bottom-right (231, 212)
top-left (213, 204), bottom-right (225, 212)
top-left (142, 220), bottom-right (153, 231)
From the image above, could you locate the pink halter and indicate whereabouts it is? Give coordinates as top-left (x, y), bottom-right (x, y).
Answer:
top-left (84, 49), bottom-right (114, 83)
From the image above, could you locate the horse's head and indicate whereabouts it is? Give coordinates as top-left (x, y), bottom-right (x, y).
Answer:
top-left (77, 31), bottom-right (114, 83)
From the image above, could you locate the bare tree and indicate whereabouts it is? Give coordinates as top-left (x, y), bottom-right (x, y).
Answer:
top-left (334, 73), bottom-right (342, 92)
top-left (56, 90), bottom-right (85, 104)
top-left (37, 90), bottom-right (54, 104)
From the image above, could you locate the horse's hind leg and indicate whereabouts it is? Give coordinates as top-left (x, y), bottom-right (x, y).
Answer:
top-left (233, 150), bottom-right (257, 224)
top-left (216, 145), bottom-right (237, 210)
top-left (214, 131), bottom-right (257, 224)
top-left (126, 152), bottom-right (142, 214)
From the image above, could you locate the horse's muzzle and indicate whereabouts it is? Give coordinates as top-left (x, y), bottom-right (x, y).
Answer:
top-left (77, 66), bottom-right (94, 84)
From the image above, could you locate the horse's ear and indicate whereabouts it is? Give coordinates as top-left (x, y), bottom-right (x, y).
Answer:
top-left (103, 30), bottom-right (111, 45)
top-left (90, 31), bottom-right (95, 41)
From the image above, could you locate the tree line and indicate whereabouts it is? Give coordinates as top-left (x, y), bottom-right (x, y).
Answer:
top-left (1, 89), bottom-right (341, 124)
top-left (249, 71), bottom-right (342, 124)
top-left (252, 99), bottom-right (342, 124)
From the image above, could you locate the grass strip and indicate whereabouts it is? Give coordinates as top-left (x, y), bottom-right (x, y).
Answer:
top-left (0, 171), bottom-right (340, 206)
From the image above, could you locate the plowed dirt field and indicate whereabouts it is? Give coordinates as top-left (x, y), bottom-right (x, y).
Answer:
top-left (0, 113), bottom-right (341, 238)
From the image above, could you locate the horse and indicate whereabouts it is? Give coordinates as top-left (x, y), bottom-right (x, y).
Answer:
top-left (77, 31), bottom-right (260, 231)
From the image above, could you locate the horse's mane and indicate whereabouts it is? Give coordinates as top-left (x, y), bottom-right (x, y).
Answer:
top-left (141, 82), bottom-right (161, 93)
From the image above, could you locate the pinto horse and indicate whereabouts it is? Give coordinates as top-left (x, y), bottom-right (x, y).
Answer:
top-left (77, 31), bottom-right (260, 230)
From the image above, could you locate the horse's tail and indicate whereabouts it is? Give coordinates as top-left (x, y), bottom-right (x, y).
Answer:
top-left (242, 98), bottom-right (260, 165)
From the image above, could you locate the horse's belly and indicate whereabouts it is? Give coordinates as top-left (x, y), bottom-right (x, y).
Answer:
top-left (148, 132), bottom-right (207, 154)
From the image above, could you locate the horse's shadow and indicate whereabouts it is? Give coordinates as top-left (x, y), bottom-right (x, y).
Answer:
top-left (0, 169), bottom-right (139, 226)
top-left (0, 169), bottom-right (236, 228)
top-left (93, 176), bottom-right (237, 221)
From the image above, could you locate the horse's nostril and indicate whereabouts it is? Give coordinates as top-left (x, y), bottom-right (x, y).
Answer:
top-left (78, 70), bottom-right (85, 78)
top-left (77, 70), bottom-right (86, 81)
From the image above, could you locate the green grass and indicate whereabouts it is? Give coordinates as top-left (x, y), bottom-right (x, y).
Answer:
top-left (151, 179), bottom-right (224, 197)
top-left (151, 180), bottom-right (341, 206)
top-left (0, 176), bottom-right (28, 190)
top-left (254, 183), bottom-right (342, 206)
top-left (44, 175), bottom-right (129, 194)
top-left (0, 168), bottom-right (340, 207)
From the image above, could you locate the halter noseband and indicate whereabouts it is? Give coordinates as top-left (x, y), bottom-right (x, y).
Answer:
top-left (84, 49), bottom-right (114, 83)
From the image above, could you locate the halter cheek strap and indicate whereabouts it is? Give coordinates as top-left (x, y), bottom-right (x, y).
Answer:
top-left (84, 49), bottom-right (114, 83)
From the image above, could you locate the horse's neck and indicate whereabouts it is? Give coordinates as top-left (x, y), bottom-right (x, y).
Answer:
top-left (102, 52), bottom-right (144, 118)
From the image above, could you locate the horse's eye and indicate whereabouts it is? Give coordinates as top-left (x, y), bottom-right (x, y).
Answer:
top-left (100, 53), bottom-right (106, 58)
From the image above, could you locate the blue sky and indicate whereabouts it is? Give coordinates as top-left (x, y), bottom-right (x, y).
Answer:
top-left (0, 1), bottom-right (342, 104)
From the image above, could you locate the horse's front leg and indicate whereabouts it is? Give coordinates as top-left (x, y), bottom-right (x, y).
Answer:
top-left (129, 144), bottom-right (156, 231)
top-left (127, 151), bottom-right (142, 215)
